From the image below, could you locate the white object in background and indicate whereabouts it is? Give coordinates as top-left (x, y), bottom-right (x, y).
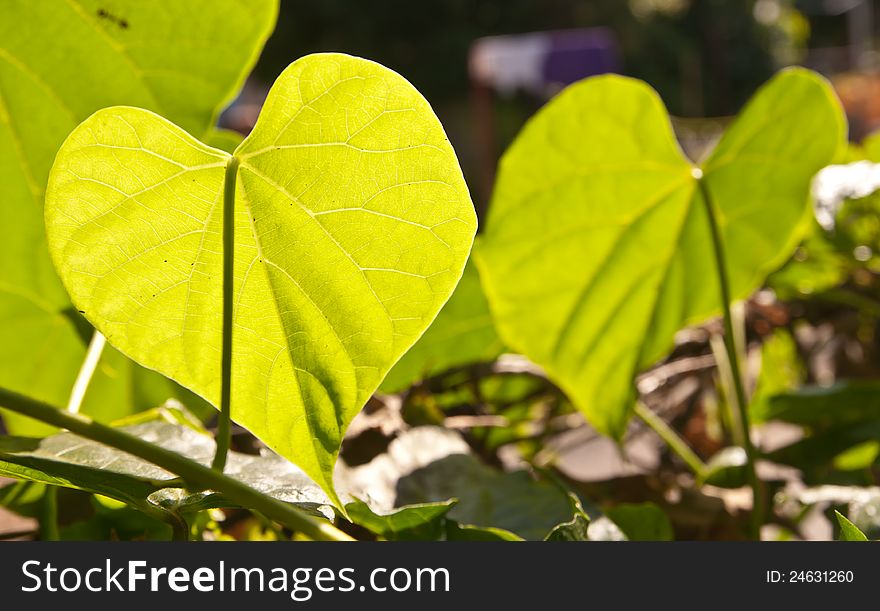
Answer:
top-left (812, 160), bottom-right (880, 230)
top-left (469, 33), bottom-right (550, 97)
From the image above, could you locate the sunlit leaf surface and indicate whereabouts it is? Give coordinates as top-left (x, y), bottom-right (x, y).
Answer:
top-left (45, 54), bottom-right (477, 504)
top-left (477, 69), bottom-right (844, 436)
top-left (0, 0), bottom-right (277, 433)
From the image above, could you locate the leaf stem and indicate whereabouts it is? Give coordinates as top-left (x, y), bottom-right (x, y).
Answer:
top-left (39, 486), bottom-right (59, 541)
top-left (0, 387), bottom-right (354, 541)
top-left (708, 333), bottom-right (743, 446)
top-left (168, 512), bottom-right (190, 541)
top-left (66, 331), bottom-right (107, 414)
top-left (633, 401), bottom-right (706, 476)
top-left (697, 176), bottom-right (763, 540)
top-left (212, 155), bottom-right (240, 473)
top-left (41, 327), bottom-right (109, 540)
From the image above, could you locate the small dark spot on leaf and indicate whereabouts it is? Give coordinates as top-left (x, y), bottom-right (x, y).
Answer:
top-left (78, 310), bottom-right (85, 314)
top-left (96, 8), bottom-right (129, 30)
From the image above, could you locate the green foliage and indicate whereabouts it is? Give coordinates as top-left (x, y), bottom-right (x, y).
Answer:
top-left (770, 134), bottom-right (880, 301)
top-left (44, 53), bottom-right (476, 505)
top-left (544, 493), bottom-right (590, 541)
top-left (766, 382), bottom-right (880, 476)
top-left (767, 225), bottom-right (849, 299)
top-left (476, 68), bottom-right (844, 437)
top-left (769, 419), bottom-right (880, 473)
top-left (0, 1), bottom-right (866, 543)
top-left (381, 261), bottom-right (502, 392)
top-left (0, 0), bottom-right (277, 434)
top-left (835, 510), bottom-right (868, 542)
top-left (61, 495), bottom-right (175, 541)
top-left (833, 441), bottom-right (880, 472)
top-left (699, 447), bottom-right (749, 489)
top-left (0, 480), bottom-right (46, 518)
top-left (444, 522), bottom-right (523, 541)
top-left (605, 502), bottom-right (674, 541)
top-left (750, 328), bottom-right (804, 423)
top-left (394, 451), bottom-right (575, 540)
top-left (759, 381), bottom-right (880, 427)
top-left (345, 500), bottom-right (456, 541)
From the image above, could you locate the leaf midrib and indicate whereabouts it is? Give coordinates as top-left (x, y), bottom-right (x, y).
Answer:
top-left (550, 174), bottom-right (693, 361)
top-left (233, 163), bottom-right (346, 491)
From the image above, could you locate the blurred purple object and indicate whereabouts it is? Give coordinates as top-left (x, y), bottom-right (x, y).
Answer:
top-left (543, 28), bottom-right (619, 90)
top-left (469, 28), bottom-right (619, 98)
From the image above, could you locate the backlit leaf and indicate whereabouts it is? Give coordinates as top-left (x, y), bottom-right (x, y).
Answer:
top-left (476, 69), bottom-right (844, 436)
top-left (45, 54), bottom-right (477, 505)
top-left (0, 0), bottom-right (277, 432)
top-left (835, 510), bottom-right (868, 541)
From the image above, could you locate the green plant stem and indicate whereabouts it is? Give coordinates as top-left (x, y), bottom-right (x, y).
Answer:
top-left (37, 327), bottom-right (110, 540)
top-left (0, 387), bottom-right (354, 541)
top-left (709, 333), bottom-right (743, 447)
top-left (212, 155), bottom-right (240, 473)
top-left (633, 401), bottom-right (706, 476)
top-left (66, 331), bottom-right (106, 414)
top-left (698, 177), bottom-right (762, 540)
top-left (39, 486), bottom-right (59, 541)
top-left (167, 512), bottom-right (190, 541)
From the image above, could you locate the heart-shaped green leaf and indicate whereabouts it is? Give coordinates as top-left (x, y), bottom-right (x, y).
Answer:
top-left (475, 68), bottom-right (845, 437)
top-left (0, 0), bottom-right (277, 433)
top-left (45, 53), bottom-right (476, 505)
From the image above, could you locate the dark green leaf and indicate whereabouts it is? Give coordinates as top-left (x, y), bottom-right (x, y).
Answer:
top-left (445, 522), bottom-right (523, 541)
top-left (757, 381), bottom-right (880, 427)
top-left (699, 447), bottom-right (749, 489)
top-left (544, 493), bottom-right (590, 541)
top-left (605, 502), bottom-right (674, 541)
top-left (346, 426), bottom-right (573, 539)
top-left (345, 500), bottom-right (455, 541)
top-left (767, 420), bottom-right (880, 470)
